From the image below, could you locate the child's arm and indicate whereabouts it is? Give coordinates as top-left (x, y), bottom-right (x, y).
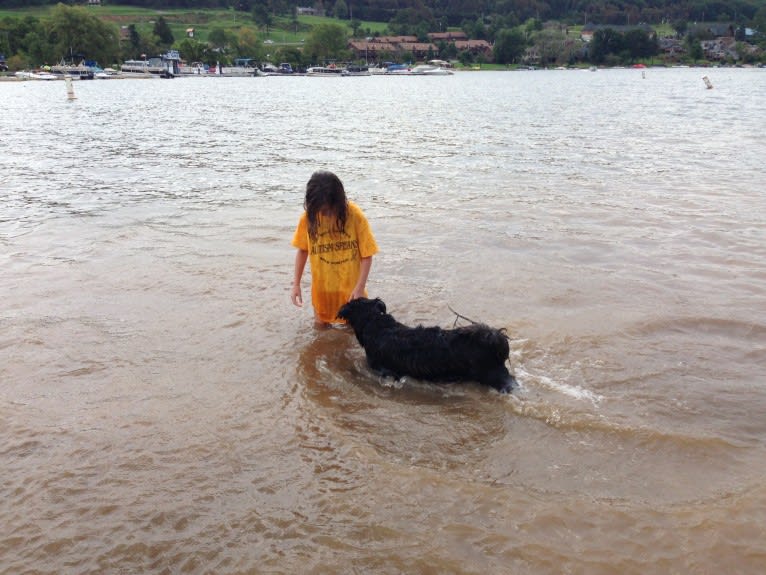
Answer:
top-left (350, 256), bottom-right (373, 301)
top-left (291, 249), bottom-right (308, 307)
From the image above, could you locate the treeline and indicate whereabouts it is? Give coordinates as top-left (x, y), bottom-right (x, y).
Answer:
top-left (1, 1), bottom-right (764, 70)
top-left (1, 0), bottom-right (764, 27)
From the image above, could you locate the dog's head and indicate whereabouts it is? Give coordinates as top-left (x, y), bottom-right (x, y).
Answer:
top-left (337, 297), bottom-right (387, 328)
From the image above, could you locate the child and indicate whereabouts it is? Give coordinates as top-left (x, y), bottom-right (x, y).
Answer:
top-left (291, 171), bottom-right (378, 326)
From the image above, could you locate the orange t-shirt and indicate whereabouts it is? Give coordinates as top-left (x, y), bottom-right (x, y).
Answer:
top-left (292, 201), bottom-right (378, 323)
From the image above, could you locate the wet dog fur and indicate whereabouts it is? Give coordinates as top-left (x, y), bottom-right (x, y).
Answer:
top-left (337, 298), bottom-right (517, 393)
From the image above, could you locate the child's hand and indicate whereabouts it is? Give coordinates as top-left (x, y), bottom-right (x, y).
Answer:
top-left (291, 284), bottom-right (303, 307)
top-left (349, 286), bottom-right (365, 301)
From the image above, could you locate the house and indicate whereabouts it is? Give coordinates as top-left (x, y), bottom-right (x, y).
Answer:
top-left (701, 37), bottom-right (739, 60)
top-left (348, 33), bottom-right (492, 61)
top-left (348, 37), bottom-right (437, 61)
top-left (398, 42), bottom-right (439, 59)
top-left (87, 0), bottom-right (101, 5)
top-left (296, 7), bottom-right (317, 15)
top-left (453, 40), bottom-right (493, 58)
top-left (705, 23), bottom-right (736, 37)
top-left (658, 36), bottom-right (685, 58)
top-left (375, 36), bottom-right (418, 44)
top-left (427, 32), bottom-right (468, 42)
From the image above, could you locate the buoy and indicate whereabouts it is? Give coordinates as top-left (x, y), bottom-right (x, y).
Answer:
top-left (65, 76), bottom-right (76, 100)
top-left (702, 75), bottom-right (713, 89)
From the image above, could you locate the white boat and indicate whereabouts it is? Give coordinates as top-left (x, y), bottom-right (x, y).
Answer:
top-left (306, 66), bottom-right (343, 76)
top-left (121, 51), bottom-right (180, 78)
top-left (48, 59), bottom-right (95, 79)
top-left (100, 67), bottom-right (121, 78)
top-left (256, 62), bottom-right (302, 76)
top-left (386, 63), bottom-right (412, 75)
top-left (121, 59), bottom-right (164, 76)
top-left (15, 71), bottom-right (58, 80)
top-left (410, 64), bottom-right (454, 75)
top-left (342, 65), bottom-right (371, 76)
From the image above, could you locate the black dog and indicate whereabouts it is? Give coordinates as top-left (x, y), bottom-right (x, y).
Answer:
top-left (337, 298), bottom-right (517, 393)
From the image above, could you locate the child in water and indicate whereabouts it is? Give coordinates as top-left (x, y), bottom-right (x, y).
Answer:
top-left (290, 171), bottom-right (378, 326)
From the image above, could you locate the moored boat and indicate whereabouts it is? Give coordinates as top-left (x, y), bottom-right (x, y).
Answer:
top-left (342, 65), bottom-right (371, 76)
top-left (306, 65), bottom-right (343, 76)
top-left (410, 64), bottom-right (454, 75)
top-left (121, 50), bottom-right (180, 78)
top-left (385, 63), bottom-right (412, 75)
top-left (15, 70), bottom-right (58, 80)
top-left (49, 64), bottom-right (94, 80)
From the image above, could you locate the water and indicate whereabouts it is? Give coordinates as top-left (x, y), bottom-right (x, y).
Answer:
top-left (2, 68), bottom-right (765, 574)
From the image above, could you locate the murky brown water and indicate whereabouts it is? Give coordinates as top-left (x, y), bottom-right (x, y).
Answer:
top-left (2, 69), bottom-right (766, 574)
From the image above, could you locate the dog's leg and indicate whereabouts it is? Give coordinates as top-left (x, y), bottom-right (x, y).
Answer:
top-left (367, 360), bottom-right (401, 381)
top-left (497, 374), bottom-right (517, 394)
top-left (483, 368), bottom-right (517, 394)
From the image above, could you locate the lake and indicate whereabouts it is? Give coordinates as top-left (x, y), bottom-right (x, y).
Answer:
top-left (2, 68), bottom-right (765, 574)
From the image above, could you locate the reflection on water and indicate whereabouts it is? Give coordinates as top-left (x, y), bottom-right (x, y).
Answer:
top-left (2, 68), bottom-right (766, 573)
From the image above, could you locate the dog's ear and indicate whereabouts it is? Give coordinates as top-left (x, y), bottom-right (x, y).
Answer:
top-left (373, 298), bottom-right (387, 314)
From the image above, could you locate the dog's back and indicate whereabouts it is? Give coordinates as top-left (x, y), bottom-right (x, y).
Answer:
top-left (337, 298), bottom-right (517, 393)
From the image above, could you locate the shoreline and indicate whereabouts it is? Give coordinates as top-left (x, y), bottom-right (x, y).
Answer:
top-left (1, 62), bottom-right (761, 82)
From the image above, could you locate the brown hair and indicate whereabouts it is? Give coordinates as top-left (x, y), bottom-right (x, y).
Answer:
top-left (305, 171), bottom-right (348, 241)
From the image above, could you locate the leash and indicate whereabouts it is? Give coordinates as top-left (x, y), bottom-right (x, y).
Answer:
top-left (447, 304), bottom-right (479, 327)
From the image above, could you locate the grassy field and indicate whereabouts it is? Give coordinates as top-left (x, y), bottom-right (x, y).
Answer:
top-left (0, 5), bottom-right (388, 45)
top-left (0, 5), bottom-right (675, 43)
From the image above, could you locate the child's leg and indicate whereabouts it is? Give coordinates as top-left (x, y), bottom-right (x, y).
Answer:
top-left (313, 311), bottom-right (330, 329)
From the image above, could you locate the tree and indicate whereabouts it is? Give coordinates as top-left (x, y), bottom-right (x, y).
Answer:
top-left (153, 16), bottom-right (174, 47)
top-left (273, 45), bottom-right (304, 68)
top-left (672, 20), bottom-right (687, 38)
top-left (208, 28), bottom-right (230, 51)
top-left (48, 4), bottom-right (119, 65)
top-left (252, 3), bottom-right (273, 35)
top-left (178, 37), bottom-right (208, 63)
top-left (686, 35), bottom-right (703, 62)
top-left (23, 28), bottom-right (54, 66)
top-left (755, 7), bottom-right (766, 36)
top-left (623, 28), bottom-right (657, 62)
top-left (333, 0), bottom-right (348, 19)
top-left (532, 28), bottom-right (568, 65)
top-left (127, 24), bottom-right (140, 56)
top-left (524, 17), bottom-right (542, 39)
top-left (234, 26), bottom-right (263, 60)
top-left (493, 27), bottom-right (526, 64)
top-left (303, 22), bottom-right (348, 63)
top-left (0, 15), bottom-right (46, 61)
top-left (458, 49), bottom-right (473, 65)
top-left (389, 5), bottom-right (435, 36)
top-left (589, 28), bottom-right (623, 63)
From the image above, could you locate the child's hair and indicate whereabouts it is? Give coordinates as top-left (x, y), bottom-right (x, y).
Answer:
top-left (305, 171), bottom-right (348, 241)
